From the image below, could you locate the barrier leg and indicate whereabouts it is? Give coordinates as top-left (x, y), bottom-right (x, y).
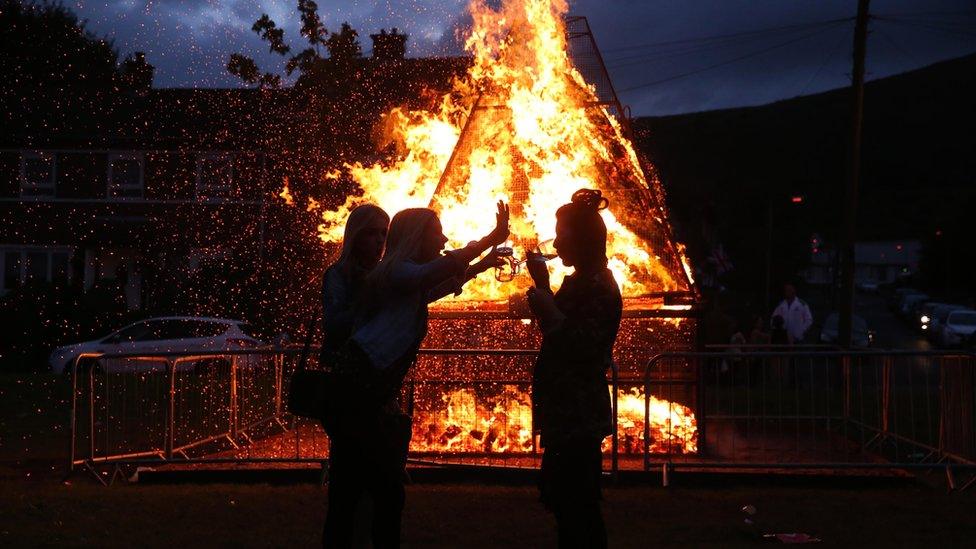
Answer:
top-left (611, 362), bottom-right (618, 484)
top-left (66, 357), bottom-right (80, 478)
top-left (166, 358), bottom-right (176, 460)
top-left (230, 355), bottom-right (239, 440)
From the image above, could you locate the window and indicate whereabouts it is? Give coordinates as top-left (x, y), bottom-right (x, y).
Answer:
top-left (108, 153), bottom-right (144, 198)
top-left (196, 153), bottom-right (234, 199)
top-left (24, 252), bottom-right (47, 283)
top-left (0, 247), bottom-right (73, 291)
top-left (20, 152), bottom-right (56, 198)
top-left (949, 312), bottom-right (976, 327)
top-left (3, 252), bottom-right (19, 290)
top-left (162, 320), bottom-right (227, 339)
top-left (107, 321), bottom-right (151, 343)
top-left (128, 319), bottom-right (227, 341)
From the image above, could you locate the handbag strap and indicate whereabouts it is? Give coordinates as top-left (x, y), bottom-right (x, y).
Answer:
top-left (296, 307), bottom-right (320, 373)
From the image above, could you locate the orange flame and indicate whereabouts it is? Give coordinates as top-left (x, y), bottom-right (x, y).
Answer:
top-left (410, 385), bottom-right (697, 455)
top-left (315, 0), bottom-right (690, 302)
top-left (279, 177), bottom-right (295, 206)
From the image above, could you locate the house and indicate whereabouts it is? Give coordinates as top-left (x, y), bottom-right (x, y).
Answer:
top-left (803, 240), bottom-right (922, 286)
top-left (1, 47), bottom-right (468, 312)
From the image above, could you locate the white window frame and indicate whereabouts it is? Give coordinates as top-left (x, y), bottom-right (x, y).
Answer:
top-left (195, 152), bottom-right (235, 200)
top-left (19, 151), bottom-right (57, 198)
top-left (107, 152), bottom-right (145, 199)
top-left (0, 246), bottom-right (73, 293)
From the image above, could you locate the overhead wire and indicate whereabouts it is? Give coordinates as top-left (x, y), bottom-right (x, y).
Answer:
top-left (794, 25), bottom-right (852, 97)
top-left (605, 21), bottom-right (845, 70)
top-left (601, 17), bottom-right (854, 56)
top-left (616, 20), bottom-right (850, 93)
top-left (873, 16), bottom-right (976, 38)
top-left (873, 24), bottom-right (923, 69)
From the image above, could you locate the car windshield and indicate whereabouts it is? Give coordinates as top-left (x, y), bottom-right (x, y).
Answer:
top-left (160, 320), bottom-right (228, 339)
top-left (949, 312), bottom-right (976, 326)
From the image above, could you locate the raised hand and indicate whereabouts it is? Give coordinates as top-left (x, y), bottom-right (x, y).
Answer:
top-left (486, 200), bottom-right (510, 246)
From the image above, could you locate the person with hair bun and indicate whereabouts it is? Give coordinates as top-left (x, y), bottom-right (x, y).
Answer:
top-left (526, 189), bottom-right (623, 549)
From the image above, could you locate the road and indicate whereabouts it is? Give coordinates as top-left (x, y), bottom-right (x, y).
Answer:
top-left (854, 292), bottom-right (933, 350)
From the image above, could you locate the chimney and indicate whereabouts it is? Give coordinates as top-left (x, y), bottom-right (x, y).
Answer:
top-left (370, 28), bottom-right (407, 60)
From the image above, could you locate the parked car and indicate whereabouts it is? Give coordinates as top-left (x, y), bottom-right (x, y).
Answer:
top-left (888, 287), bottom-right (918, 310)
top-left (49, 317), bottom-right (265, 374)
top-left (898, 293), bottom-right (929, 320)
top-left (820, 313), bottom-right (874, 347)
top-left (919, 303), bottom-right (965, 338)
top-left (935, 309), bottom-right (976, 348)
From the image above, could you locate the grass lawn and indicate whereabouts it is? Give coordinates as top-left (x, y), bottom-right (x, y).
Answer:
top-left (2, 374), bottom-right (975, 547)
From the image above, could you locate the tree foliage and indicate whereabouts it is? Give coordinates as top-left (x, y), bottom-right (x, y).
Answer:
top-left (325, 22), bottom-right (362, 62)
top-left (228, 2), bottom-right (365, 87)
top-left (252, 14), bottom-right (290, 56)
top-left (0, 0), bottom-right (154, 138)
top-left (298, 0), bottom-right (328, 48)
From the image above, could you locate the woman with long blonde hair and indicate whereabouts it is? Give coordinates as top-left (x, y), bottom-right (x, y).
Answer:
top-left (325, 201), bottom-right (509, 548)
top-left (320, 204), bottom-right (390, 369)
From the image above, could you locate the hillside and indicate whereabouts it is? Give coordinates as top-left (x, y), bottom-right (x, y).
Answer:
top-left (636, 53), bottom-right (976, 293)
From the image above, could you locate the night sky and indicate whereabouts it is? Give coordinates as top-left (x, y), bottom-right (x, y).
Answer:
top-left (71, 0), bottom-right (975, 115)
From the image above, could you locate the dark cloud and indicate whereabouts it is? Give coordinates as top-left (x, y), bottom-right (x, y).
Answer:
top-left (70, 0), bottom-right (976, 113)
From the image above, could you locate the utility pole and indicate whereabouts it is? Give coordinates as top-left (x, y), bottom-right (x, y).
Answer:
top-left (764, 199), bottom-right (773, 311)
top-left (839, 0), bottom-right (870, 348)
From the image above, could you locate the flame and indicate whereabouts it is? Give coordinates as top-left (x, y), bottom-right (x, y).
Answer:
top-left (313, 0), bottom-right (690, 301)
top-left (609, 387), bottom-right (698, 454)
top-left (410, 385), bottom-right (697, 455)
top-left (279, 177), bottom-right (294, 206)
top-left (411, 387), bottom-right (534, 453)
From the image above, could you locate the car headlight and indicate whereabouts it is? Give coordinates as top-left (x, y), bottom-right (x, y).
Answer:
top-left (920, 315), bottom-right (930, 324)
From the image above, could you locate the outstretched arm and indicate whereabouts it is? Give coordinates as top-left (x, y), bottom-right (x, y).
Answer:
top-left (448, 201), bottom-right (510, 265)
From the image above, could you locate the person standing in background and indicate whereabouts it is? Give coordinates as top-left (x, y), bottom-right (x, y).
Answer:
top-left (771, 283), bottom-right (812, 344)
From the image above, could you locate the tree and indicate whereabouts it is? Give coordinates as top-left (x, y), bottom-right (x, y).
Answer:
top-left (325, 22), bottom-right (362, 62)
top-left (0, 0), bottom-right (148, 138)
top-left (227, 53), bottom-right (280, 88)
top-left (252, 14), bottom-right (290, 56)
top-left (120, 52), bottom-right (155, 91)
top-left (228, 1), bottom-right (367, 87)
top-left (298, 0), bottom-right (328, 49)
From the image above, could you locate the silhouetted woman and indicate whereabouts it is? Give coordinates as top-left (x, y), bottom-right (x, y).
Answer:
top-left (325, 201), bottom-right (509, 548)
top-left (319, 204), bottom-right (389, 546)
top-left (320, 204), bottom-right (391, 374)
top-left (526, 189), bottom-right (622, 549)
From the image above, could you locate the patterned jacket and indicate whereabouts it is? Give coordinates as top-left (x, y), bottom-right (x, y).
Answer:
top-left (532, 267), bottom-right (622, 446)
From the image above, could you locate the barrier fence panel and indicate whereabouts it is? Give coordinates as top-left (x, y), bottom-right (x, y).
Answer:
top-left (643, 350), bottom-right (976, 479)
top-left (67, 348), bottom-right (976, 487)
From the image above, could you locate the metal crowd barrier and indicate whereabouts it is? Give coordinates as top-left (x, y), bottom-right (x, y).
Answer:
top-left (66, 347), bottom-right (976, 489)
top-left (66, 347), bottom-right (545, 484)
top-left (641, 350), bottom-right (976, 489)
